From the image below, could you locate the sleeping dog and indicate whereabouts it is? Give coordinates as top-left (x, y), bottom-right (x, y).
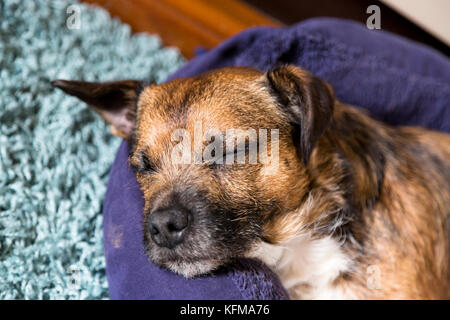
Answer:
top-left (52, 66), bottom-right (450, 299)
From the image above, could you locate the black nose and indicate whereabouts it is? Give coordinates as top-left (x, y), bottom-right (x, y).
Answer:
top-left (148, 205), bottom-right (191, 249)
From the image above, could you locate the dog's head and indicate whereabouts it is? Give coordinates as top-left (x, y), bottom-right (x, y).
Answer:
top-left (52, 66), bottom-right (334, 277)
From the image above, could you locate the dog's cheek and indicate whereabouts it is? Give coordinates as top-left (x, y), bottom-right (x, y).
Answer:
top-left (259, 143), bottom-right (309, 207)
top-left (193, 171), bottom-right (259, 252)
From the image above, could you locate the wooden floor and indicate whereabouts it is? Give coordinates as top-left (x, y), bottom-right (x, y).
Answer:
top-left (82, 0), bottom-right (281, 58)
top-left (82, 0), bottom-right (449, 58)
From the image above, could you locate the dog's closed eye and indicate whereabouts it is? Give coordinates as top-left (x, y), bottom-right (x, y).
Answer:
top-left (130, 152), bottom-right (156, 174)
top-left (207, 142), bottom-right (252, 169)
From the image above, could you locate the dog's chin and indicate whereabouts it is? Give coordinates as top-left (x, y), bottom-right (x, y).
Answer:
top-left (148, 249), bottom-right (223, 277)
top-left (163, 259), bottom-right (221, 278)
top-left (145, 244), bottom-right (227, 278)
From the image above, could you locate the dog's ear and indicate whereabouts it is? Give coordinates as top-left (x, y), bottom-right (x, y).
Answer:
top-left (51, 79), bottom-right (143, 139)
top-left (266, 65), bottom-right (335, 165)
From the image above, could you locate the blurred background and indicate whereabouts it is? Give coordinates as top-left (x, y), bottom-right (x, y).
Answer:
top-left (83, 0), bottom-right (450, 58)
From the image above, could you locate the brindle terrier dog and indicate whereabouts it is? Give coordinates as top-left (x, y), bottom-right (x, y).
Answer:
top-left (52, 65), bottom-right (449, 299)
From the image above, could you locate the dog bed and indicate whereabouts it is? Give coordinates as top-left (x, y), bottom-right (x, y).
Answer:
top-left (104, 18), bottom-right (450, 299)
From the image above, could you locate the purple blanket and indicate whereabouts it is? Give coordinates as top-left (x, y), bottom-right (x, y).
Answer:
top-left (103, 18), bottom-right (450, 299)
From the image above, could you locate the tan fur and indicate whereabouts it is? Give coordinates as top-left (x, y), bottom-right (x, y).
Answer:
top-left (54, 66), bottom-right (450, 299)
top-left (133, 68), bottom-right (449, 299)
top-left (261, 102), bottom-right (450, 299)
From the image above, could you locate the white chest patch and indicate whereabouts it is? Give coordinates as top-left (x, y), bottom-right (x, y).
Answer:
top-left (249, 235), bottom-right (354, 299)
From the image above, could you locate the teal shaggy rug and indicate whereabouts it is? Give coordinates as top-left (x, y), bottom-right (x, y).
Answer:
top-left (0, 0), bottom-right (184, 299)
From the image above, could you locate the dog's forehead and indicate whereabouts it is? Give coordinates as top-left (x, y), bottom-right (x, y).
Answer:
top-left (134, 67), bottom-right (287, 151)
